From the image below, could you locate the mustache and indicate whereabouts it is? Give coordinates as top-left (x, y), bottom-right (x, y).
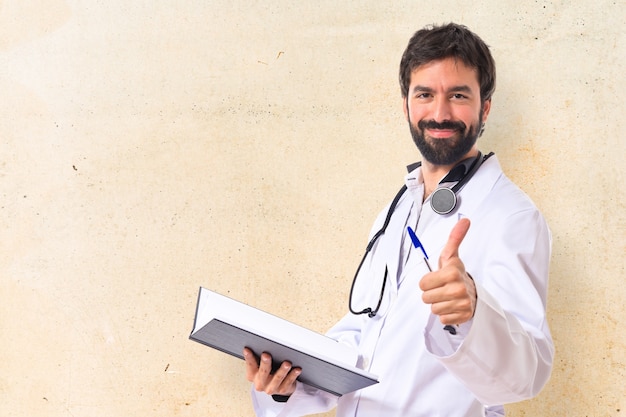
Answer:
top-left (417, 119), bottom-right (466, 131)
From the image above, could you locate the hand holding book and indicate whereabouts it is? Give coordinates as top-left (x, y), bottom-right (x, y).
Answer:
top-left (243, 348), bottom-right (300, 399)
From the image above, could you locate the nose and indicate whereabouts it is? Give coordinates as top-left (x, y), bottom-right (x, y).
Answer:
top-left (432, 97), bottom-right (452, 122)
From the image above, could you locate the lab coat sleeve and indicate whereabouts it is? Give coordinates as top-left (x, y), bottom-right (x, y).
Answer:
top-left (424, 208), bottom-right (554, 405)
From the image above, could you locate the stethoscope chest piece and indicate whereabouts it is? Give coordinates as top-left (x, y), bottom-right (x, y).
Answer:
top-left (430, 187), bottom-right (457, 215)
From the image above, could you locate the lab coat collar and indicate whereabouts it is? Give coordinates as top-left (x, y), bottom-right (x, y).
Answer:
top-left (405, 154), bottom-right (479, 183)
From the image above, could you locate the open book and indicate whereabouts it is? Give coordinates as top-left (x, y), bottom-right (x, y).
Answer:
top-left (189, 287), bottom-right (378, 397)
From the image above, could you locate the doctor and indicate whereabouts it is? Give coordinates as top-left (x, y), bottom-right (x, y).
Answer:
top-left (243, 23), bottom-right (554, 416)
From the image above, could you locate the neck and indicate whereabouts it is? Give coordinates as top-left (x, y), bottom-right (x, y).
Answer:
top-left (421, 163), bottom-right (449, 200)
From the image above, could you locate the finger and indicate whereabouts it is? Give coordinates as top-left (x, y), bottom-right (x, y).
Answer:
top-left (271, 361), bottom-right (292, 383)
top-left (429, 296), bottom-right (472, 316)
top-left (419, 259), bottom-right (459, 292)
top-left (439, 218), bottom-right (471, 268)
top-left (257, 352), bottom-right (273, 380)
top-left (248, 352), bottom-right (274, 391)
top-left (437, 309), bottom-right (473, 325)
top-left (265, 361), bottom-right (295, 394)
top-left (277, 367), bottom-right (302, 396)
top-left (428, 293), bottom-right (474, 323)
top-left (421, 285), bottom-right (445, 303)
top-left (243, 348), bottom-right (259, 382)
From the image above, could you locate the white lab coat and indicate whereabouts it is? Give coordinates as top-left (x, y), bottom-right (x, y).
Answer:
top-left (251, 155), bottom-right (554, 417)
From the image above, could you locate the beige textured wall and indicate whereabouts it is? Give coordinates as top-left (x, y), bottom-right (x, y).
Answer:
top-left (1, 1), bottom-right (624, 416)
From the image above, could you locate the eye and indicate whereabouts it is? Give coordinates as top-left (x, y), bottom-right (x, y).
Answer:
top-left (451, 93), bottom-right (468, 100)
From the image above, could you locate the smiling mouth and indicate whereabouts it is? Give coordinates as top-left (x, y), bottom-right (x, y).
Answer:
top-left (426, 128), bottom-right (459, 139)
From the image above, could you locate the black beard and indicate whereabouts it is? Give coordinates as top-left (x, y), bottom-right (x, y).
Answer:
top-left (409, 115), bottom-right (482, 165)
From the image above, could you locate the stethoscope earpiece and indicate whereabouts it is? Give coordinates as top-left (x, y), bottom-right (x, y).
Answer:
top-left (430, 187), bottom-right (457, 215)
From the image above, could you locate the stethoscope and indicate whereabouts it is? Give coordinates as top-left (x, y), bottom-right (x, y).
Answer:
top-left (348, 151), bottom-right (493, 318)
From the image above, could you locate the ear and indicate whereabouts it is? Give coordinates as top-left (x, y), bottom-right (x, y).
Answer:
top-left (402, 96), bottom-right (409, 122)
top-left (481, 99), bottom-right (492, 123)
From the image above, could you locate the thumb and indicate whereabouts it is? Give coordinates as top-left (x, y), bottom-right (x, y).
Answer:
top-left (439, 218), bottom-right (471, 268)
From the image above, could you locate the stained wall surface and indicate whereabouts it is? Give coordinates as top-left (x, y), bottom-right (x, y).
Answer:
top-left (1, 1), bottom-right (624, 416)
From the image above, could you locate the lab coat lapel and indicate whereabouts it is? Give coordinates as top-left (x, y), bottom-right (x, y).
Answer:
top-left (376, 191), bottom-right (413, 299)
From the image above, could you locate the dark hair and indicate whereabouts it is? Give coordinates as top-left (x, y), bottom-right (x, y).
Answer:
top-left (399, 23), bottom-right (496, 103)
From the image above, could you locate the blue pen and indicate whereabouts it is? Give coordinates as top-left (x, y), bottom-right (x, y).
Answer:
top-left (406, 226), bottom-right (432, 272)
top-left (407, 226), bottom-right (457, 335)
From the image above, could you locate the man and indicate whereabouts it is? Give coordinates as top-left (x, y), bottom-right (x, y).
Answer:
top-left (243, 23), bottom-right (554, 416)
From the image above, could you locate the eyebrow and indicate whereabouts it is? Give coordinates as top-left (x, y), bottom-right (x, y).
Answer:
top-left (411, 85), bottom-right (474, 95)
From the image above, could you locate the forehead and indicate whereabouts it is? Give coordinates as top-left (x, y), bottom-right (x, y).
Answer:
top-left (409, 57), bottom-right (480, 90)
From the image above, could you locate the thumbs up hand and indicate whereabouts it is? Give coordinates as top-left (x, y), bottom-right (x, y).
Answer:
top-left (419, 218), bottom-right (477, 325)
